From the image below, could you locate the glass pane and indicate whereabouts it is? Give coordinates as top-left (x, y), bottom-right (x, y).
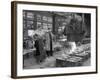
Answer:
top-left (27, 12), bottom-right (34, 18)
top-left (27, 21), bottom-right (34, 29)
top-left (37, 14), bottom-right (41, 21)
top-left (43, 23), bottom-right (48, 29)
top-left (37, 22), bottom-right (42, 28)
top-left (27, 21), bottom-right (34, 28)
top-left (47, 24), bottom-right (52, 30)
top-left (27, 24), bottom-right (34, 29)
top-left (27, 20), bottom-right (33, 24)
top-left (48, 17), bottom-right (52, 22)
top-left (62, 22), bottom-right (66, 26)
top-left (48, 24), bottom-right (52, 28)
top-left (43, 16), bottom-right (47, 21)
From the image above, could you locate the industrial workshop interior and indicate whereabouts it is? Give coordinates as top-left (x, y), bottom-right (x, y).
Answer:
top-left (23, 10), bottom-right (91, 69)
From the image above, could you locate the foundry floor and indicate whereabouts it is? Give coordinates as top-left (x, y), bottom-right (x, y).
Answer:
top-left (23, 53), bottom-right (90, 69)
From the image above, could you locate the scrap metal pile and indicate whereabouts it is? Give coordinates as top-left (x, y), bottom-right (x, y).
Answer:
top-left (55, 43), bottom-right (91, 67)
